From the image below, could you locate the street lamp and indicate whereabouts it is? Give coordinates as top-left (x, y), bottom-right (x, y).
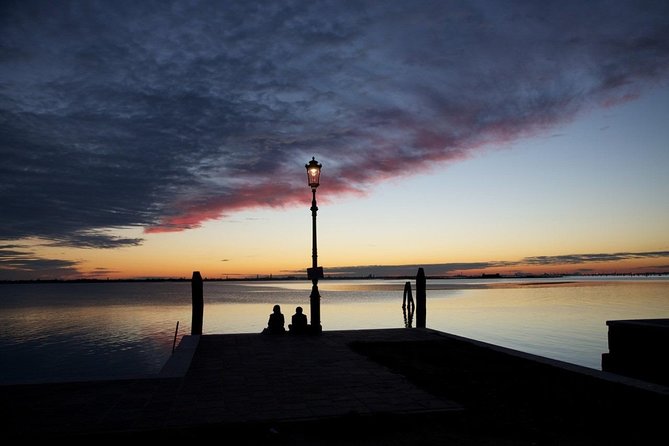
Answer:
top-left (306, 156), bottom-right (323, 333)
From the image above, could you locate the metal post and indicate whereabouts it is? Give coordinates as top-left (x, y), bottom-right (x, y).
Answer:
top-left (172, 320), bottom-right (180, 353)
top-left (310, 188), bottom-right (322, 333)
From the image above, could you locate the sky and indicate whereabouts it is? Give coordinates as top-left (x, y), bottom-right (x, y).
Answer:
top-left (1, 0), bottom-right (669, 280)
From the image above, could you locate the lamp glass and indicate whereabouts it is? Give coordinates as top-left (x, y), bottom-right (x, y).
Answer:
top-left (305, 157), bottom-right (322, 188)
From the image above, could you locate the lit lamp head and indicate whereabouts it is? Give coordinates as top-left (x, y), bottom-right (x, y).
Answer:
top-left (305, 156), bottom-right (322, 189)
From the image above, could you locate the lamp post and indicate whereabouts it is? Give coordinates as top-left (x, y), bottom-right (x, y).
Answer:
top-left (306, 156), bottom-right (323, 333)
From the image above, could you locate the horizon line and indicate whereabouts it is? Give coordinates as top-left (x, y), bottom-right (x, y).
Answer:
top-left (2, 271), bottom-right (668, 284)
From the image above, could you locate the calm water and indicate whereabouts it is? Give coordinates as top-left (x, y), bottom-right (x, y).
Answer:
top-left (1, 276), bottom-right (667, 384)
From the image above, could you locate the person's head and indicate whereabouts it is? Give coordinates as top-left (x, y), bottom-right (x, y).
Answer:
top-left (295, 306), bottom-right (303, 314)
top-left (273, 304), bottom-right (281, 313)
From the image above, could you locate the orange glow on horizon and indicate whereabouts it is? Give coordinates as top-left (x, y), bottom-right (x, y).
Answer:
top-left (68, 256), bottom-right (669, 281)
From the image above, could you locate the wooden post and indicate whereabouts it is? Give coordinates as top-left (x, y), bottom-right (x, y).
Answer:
top-left (416, 268), bottom-right (426, 328)
top-left (191, 271), bottom-right (203, 335)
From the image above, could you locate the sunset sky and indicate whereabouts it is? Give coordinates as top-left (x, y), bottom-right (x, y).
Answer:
top-left (1, 0), bottom-right (668, 280)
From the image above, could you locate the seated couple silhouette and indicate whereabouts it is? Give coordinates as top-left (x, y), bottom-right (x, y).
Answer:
top-left (262, 304), bottom-right (309, 334)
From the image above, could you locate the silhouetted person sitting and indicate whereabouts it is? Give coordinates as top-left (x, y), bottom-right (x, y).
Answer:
top-left (262, 304), bottom-right (285, 334)
top-left (289, 306), bottom-right (308, 333)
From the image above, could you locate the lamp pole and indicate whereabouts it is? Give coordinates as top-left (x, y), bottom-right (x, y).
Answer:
top-left (306, 157), bottom-right (323, 333)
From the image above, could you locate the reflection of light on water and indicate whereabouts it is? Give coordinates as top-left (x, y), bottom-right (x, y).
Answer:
top-left (0, 277), bottom-right (667, 383)
top-left (0, 302), bottom-right (190, 384)
top-left (201, 279), bottom-right (669, 370)
top-left (424, 280), bottom-right (669, 370)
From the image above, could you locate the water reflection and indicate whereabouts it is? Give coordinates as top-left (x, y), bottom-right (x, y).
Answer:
top-left (0, 277), bottom-right (667, 383)
top-left (402, 281), bottom-right (415, 328)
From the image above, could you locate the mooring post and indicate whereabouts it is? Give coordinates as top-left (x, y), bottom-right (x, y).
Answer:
top-left (416, 267), bottom-right (426, 328)
top-left (191, 271), bottom-right (203, 335)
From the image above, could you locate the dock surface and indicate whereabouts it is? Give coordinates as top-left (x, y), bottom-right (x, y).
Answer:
top-left (2, 328), bottom-right (460, 439)
top-left (2, 327), bottom-right (667, 444)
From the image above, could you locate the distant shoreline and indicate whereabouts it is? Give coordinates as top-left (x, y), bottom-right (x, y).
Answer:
top-left (1, 272), bottom-right (667, 285)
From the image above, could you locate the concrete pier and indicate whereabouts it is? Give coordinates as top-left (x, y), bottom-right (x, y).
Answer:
top-left (602, 318), bottom-right (669, 386)
top-left (2, 328), bottom-right (667, 443)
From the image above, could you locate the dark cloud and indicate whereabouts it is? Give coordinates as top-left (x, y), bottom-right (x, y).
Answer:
top-left (520, 251), bottom-right (669, 265)
top-left (321, 262), bottom-right (496, 277)
top-left (4, 247), bottom-right (668, 280)
top-left (1, 0), bottom-right (668, 247)
top-left (636, 263), bottom-right (669, 271)
top-left (0, 245), bottom-right (81, 280)
top-left (321, 251), bottom-right (669, 277)
top-left (47, 231), bottom-right (143, 249)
